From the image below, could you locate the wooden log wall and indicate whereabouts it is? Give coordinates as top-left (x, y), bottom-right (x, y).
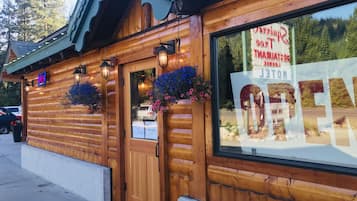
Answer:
top-left (23, 0), bottom-right (357, 201)
top-left (167, 103), bottom-right (194, 201)
top-left (24, 2), bottom-right (198, 201)
top-left (26, 52), bottom-right (105, 165)
top-left (202, 0), bottom-right (357, 200)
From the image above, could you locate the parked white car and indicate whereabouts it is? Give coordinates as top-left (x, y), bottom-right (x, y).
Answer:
top-left (3, 106), bottom-right (22, 120)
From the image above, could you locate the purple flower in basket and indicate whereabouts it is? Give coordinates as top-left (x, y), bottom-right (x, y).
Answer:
top-left (148, 66), bottom-right (211, 112)
top-left (67, 82), bottom-right (101, 112)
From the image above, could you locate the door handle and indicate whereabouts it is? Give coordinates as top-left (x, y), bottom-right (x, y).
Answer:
top-left (155, 142), bottom-right (159, 158)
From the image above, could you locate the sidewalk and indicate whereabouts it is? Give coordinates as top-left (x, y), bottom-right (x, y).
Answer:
top-left (0, 134), bottom-right (88, 201)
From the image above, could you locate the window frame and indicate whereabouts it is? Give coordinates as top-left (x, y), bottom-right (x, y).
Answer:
top-left (210, 0), bottom-right (357, 175)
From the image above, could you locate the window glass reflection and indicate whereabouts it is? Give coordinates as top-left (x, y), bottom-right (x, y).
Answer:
top-left (214, 2), bottom-right (357, 168)
top-left (130, 69), bottom-right (157, 140)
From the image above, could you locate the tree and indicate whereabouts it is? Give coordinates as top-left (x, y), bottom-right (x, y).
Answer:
top-left (345, 8), bottom-right (357, 57)
top-left (0, 0), bottom-right (17, 50)
top-left (0, 81), bottom-right (21, 106)
top-left (29, 0), bottom-right (66, 41)
top-left (218, 41), bottom-right (235, 108)
top-left (317, 26), bottom-right (334, 61)
top-left (15, 0), bottom-right (34, 41)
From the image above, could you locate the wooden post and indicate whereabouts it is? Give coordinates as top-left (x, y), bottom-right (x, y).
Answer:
top-left (21, 79), bottom-right (28, 141)
top-left (155, 58), bottom-right (169, 201)
top-left (190, 15), bottom-right (207, 201)
top-left (158, 111), bottom-right (169, 201)
top-left (101, 70), bottom-right (108, 166)
top-left (117, 64), bottom-right (126, 201)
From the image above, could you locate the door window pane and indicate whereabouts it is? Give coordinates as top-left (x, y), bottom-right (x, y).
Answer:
top-left (130, 69), bottom-right (158, 140)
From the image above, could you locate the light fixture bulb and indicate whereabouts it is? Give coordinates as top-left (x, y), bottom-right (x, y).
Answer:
top-left (101, 66), bottom-right (110, 80)
top-left (74, 73), bottom-right (81, 83)
top-left (158, 49), bottom-right (168, 68)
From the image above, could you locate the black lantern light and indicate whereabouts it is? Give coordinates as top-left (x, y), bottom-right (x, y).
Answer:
top-left (100, 57), bottom-right (117, 80)
top-left (73, 64), bottom-right (87, 84)
top-left (154, 40), bottom-right (176, 68)
top-left (25, 80), bottom-right (34, 92)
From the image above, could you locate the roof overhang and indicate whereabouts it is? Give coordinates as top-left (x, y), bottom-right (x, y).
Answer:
top-left (142, 0), bottom-right (222, 20)
top-left (68, 0), bottom-right (105, 51)
top-left (4, 0), bottom-right (130, 75)
top-left (4, 0), bottom-right (219, 75)
top-left (5, 34), bottom-right (72, 74)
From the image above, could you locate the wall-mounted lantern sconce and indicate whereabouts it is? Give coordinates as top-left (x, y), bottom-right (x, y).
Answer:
top-left (153, 40), bottom-right (176, 68)
top-left (100, 57), bottom-right (118, 80)
top-left (73, 64), bottom-right (87, 84)
top-left (25, 80), bottom-right (34, 92)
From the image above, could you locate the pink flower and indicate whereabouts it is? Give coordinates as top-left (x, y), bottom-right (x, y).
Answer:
top-left (164, 95), bottom-right (171, 100)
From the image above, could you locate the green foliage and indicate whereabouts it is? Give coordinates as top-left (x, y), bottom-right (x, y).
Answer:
top-left (15, 0), bottom-right (35, 41)
top-left (217, 41), bottom-right (235, 108)
top-left (0, 81), bottom-right (21, 106)
top-left (0, 0), bottom-right (17, 50)
top-left (28, 0), bottom-right (66, 41)
top-left (222, 122), bottom-right (239, 136)
top-left (216, 7), bottom-right (357, 108)
top-left (0, 0), bottom-right (66, 108)
top-left (0, 0), bottom-right (66, 45)
top-left (345, 9), bottom-right (357, 57)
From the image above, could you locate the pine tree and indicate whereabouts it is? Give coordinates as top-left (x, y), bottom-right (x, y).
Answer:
top-left (15, 0), bottom-right (34, 41)
top-left (345, 8), bottom-right (357, 57)
top-left (29, 0), bottom-right (66, 41)
top-left (318, 26), bottom-right (333, 61)
top-left (0, 81), bottom-right (21, 106)
top-left (218, 41), bottom-right (235, 108)
top-left (0, 0), bottom-right (17, 50)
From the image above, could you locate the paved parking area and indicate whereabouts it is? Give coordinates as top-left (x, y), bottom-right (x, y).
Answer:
top-left (0, 134), bottom-right (88, 201)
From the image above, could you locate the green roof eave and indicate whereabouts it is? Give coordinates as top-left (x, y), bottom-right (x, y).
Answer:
top-left (68, 0), bottom-right (104, 51)
top-left (5, 35), bottom-right (73, 74)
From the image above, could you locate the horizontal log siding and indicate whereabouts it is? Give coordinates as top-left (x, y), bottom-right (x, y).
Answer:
top-left (167, 103), bottom-right (194, 201)
top-left (203, 0), bottom-right (357, 201)
top-left (24, 0), bottom-right (193, 198)
top-left (26, 54), bottom-right (104, 165)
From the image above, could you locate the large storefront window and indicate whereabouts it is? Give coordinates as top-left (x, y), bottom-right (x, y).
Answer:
top-left (212, 2), bottom-right (357, 173)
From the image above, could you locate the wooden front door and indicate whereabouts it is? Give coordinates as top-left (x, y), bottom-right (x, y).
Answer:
top-left (123, 59), bottom-right (160, 201)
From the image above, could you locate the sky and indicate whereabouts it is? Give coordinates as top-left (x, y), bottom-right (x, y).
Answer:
top-left (313, 2), bottom-right (357, 19)
top-left (64, 0), bottom-right (77, 18)
top-left (0, 0), bottom-right (77, 19)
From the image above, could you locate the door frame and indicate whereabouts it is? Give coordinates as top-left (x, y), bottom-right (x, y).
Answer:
top-left (118, 58), bottom-right (168, 201)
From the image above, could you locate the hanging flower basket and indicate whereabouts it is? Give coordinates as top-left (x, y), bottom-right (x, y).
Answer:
top-left (148, 66), bottom-right (212, 112)
top-left (66, 82), bottom-right (101, 113)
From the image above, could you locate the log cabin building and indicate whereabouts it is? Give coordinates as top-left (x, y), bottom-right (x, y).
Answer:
top-left (3, 0), bottom-right (357, 201)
